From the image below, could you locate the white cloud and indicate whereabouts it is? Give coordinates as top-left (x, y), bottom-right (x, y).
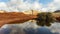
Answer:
top-left (0, 2), bottom-right (9, 11)
top-left (8, 0), bottom-right (42, 11)
top-left (0, 0), bottom-right (60, 12)
top-left (45, 0), bottom-right (60, 12)
top-left (32, 2), bottom-right (42, 10)
top-left (54, 0), bottom-right (60, 2)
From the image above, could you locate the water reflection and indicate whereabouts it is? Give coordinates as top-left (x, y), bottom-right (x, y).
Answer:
top-left (24, 27), bottom-right (54, 34)
top-left (0, 22), bottom-right (60, 34)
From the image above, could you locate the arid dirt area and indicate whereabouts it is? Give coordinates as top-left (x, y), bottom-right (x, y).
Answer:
top-left (0, 12), bottom-right (37, 27)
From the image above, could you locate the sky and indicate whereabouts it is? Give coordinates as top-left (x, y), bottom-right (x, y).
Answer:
top-left (0, 0), bottom-right (52, 4)
top-left (0, 0), bottom-right (9, 2)
top-left (0, 0), bottom-right (60, 12)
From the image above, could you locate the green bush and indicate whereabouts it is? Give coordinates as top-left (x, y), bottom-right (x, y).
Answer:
top-left (36, 12), bottom-right (54, 26)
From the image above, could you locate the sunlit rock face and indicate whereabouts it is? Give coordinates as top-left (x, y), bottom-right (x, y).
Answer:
top-left (0, 10), bottom-right (6, 13)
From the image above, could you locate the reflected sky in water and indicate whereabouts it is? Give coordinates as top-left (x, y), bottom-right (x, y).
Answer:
top-left (0, 21), bottom-right (60, 34)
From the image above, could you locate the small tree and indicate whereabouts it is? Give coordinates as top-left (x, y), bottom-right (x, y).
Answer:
top-left (36, 12), bottom-right (54, 26)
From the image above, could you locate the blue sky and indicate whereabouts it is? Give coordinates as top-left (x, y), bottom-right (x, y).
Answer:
top-left (0, 0), bottom-right (59, 12)
top-left (0, 0), bottom-right (53, 9)
top-left (0, 0), bottom-right (53, 5)
top-left (39, 0), bottom-right (53, 4)
top-left (0, 0), bottom-right (9, 2)
top-left (0, 0), bottom-right (53, 10)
